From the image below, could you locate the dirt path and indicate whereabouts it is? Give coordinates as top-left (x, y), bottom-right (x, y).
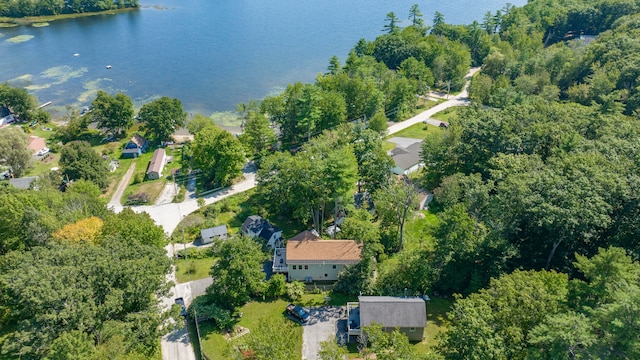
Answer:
top-left (108, 162), bottom-right (135, 208)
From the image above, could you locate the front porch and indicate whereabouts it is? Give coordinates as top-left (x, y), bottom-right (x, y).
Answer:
top-left (272, 247), bottom-right (287, 272)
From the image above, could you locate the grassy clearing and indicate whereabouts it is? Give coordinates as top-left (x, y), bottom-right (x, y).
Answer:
top-left (175, 257), bottom-right (215, 283)
top-left (432, 106), bottom-right (461, 122)
top-left (388, 122), bottom-right (440, 140)
top-left (25, 153), bottom-right (58, 176)
top-left (199, 299), bottom-right (303, 360)
top-left (403, 210), bottom-right (439, 253)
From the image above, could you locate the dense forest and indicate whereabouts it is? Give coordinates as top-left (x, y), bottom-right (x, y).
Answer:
top-left (0, 0), bottom-right (138, 18)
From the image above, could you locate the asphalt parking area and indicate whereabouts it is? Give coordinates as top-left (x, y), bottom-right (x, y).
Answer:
top-left (302, 306), bottom-right (346, 360)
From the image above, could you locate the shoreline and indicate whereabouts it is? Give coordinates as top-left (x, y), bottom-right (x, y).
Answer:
top-left (0, 7), bottom-right (138, 26)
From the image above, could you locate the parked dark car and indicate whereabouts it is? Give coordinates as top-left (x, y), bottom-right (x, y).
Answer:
top-left (175, 297), bottom-right (187, 317)
top-left (286, 303), bottom-right (310, 323)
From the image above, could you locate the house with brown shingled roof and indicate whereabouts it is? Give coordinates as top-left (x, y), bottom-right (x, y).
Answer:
top-left (272, 231), bottom-right (361, 282)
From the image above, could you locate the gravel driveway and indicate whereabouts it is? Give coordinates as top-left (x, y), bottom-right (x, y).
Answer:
top-left (302, 306), bottom-right (346, 360)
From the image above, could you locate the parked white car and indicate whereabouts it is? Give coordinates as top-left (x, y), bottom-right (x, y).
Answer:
top-left (36, 148), bottom-right (50, 156)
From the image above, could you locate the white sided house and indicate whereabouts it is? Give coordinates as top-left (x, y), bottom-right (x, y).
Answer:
top-left (200, 225), bottom-right (228, 244)
top-left (146, 148), bottom-right (166, 180)
top-left (273, 230), bottom-right (362, 282)
top-left (241, 215), bottom-right (283, 248)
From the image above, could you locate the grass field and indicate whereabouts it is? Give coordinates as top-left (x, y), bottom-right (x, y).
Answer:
top-left (432, 106), bottom-right (462, 122)
top-left (175, 257), bottom-right (215, 283)
top-left (388, 122), bottom-right (441, 140)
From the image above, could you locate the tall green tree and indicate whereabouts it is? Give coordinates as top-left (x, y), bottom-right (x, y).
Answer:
top-left (238, 111), bottom-right (276, 164)
top-left (139, 96), bottom-right (186, 142)
top-left (59, 141), bottom-right (109, 189)
top-left (206, 236), bottom-right (266, 309)
top-left (408, 4), bottom-right (425, 29)
top-left (100, 208), bottom-right (166, 247)
top-left (0, 126), bottom-right (32, 177)
top-left (191, 123), bottom-right (245, 187)
top-left (373, 178), bottom-right (418, 253)
top-left (383, 12), bottom-right (400, 33)
top-left (0, 83), bottom-right (36, 120)
top-left (90, 91), bottom-right (134, 135)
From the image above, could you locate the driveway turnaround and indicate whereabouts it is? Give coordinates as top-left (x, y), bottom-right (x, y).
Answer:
top-left (302, 306), bottom-right (345, 360)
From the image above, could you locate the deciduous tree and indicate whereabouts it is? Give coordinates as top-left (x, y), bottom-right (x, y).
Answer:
top-left (139, 96), bottom-right (186, 142)
top-left (59, 141), bottom-right (109, 189)
top-left (206, 236), bottom-right (266, 309)
top-left (191, 123), bottom-right (245, 187)
top-left (90, 90), bottom-right (134, 135)
top-left (0, 126), bottom-right (31, 177)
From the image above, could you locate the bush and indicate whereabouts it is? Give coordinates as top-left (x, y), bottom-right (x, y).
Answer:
top-left (176, 246), bottom-right (214, 259)
top-left (197, 197), bottom-right (205, 207)
top-left (126, 192), bottom-right (150, 205)
top-left (203, 204), bottom-right (220, 218)
top-left (286, 281), bottom-right (305, 302)
top-left (173, 185), bottom-right (186, 202)
top-left (132, 173), bottom-right (143, 184)
top-left (264, 274), bottom-right (287, 299)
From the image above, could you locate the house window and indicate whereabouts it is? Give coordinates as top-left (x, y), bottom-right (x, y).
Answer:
top-left (292, 265), bottom-right (296, 270)
top-left (304, 265), bottom-right (308, 270)
top-left (332, 265), bottom-right (337, 269)
top-left (409, 328), bottom-right (416, 333)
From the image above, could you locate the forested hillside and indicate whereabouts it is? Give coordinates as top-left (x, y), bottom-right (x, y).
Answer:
top-left (0, 0), bottom-right (138, 18)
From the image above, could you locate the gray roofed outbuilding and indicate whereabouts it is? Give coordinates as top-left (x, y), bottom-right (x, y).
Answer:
top-left (358, 296), bottom-right (426, 329)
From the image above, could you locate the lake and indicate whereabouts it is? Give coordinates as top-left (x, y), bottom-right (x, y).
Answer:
top-left (0, 0), bottom-right (525, 124)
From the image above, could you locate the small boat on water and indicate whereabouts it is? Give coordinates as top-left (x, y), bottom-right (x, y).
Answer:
top-left (73, 53), bottom-right (79, 56)
top-left (106, 65), bottom-right (112, 69)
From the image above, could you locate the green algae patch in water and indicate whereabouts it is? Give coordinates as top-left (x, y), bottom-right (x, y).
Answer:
top-left (78, 78), bottom-right (113, 103)
top-left (209, 111), bottom-right (242, 128)
top-left (32, 22), bottom-right (50, 27)
top-left (6, 35), bottom-right (34, 43)
top-left (41, 65), bottom-right (88, 83)
top-left (0, 23), bottom-right (18, 28)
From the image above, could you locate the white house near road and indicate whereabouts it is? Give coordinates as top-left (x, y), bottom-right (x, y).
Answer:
top-left (146, 148), bottom-right (166, 180)
top-left (200, 225), bottom-right (228, 244)
top-left (241, 215), bottom-right (283, 248)
top-left (273, 230), bottom-right (362, 282)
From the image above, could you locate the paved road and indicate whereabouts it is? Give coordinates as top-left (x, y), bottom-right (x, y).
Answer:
top-left (387, 67), bottom-right (479, 135)
top-left (108, 162), bottom-right (135, 208)
top-left (161, 328), bottom-right (196, 360)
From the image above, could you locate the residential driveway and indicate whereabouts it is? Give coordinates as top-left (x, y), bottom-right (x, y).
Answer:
top-left (108, 162), bottom-right (135, 208)
top-left (161, 327), bottom-right (196, 360)
top-left (302, 306), bottom-right (345, 360)
top-left (155, 182), bottom-right (178, 205)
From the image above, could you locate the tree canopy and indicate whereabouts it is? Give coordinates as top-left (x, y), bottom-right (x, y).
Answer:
top-left (89, 90), bottom-right (134, 135)
top-left (59, 141), bottom-right (109, 189)
top-left (0, 126), bottom-right (32, 177)
top-left (139, 96), bottom-right (187, 142)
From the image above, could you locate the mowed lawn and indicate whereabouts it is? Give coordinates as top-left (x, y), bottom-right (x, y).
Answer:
top-left (175, 257), bottom-right (215, 283)
top-left (198, 299), bottom-right (303, 359)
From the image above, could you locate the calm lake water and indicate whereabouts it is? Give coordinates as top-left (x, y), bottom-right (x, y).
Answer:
top-left (0, 0), bottom-right (525, 122)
